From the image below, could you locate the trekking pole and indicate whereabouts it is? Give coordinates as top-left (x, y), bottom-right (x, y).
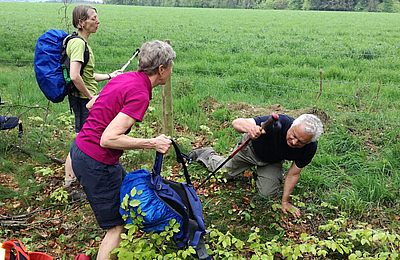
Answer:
top-left (197, 113), bottom-right (280, 189)
top-left (120, 48), bottom-right (140, 72)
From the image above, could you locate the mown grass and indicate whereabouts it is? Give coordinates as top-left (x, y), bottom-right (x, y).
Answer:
top-left (1, 3), bottom-right (400, 258)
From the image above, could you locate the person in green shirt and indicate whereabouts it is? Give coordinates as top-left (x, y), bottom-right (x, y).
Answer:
top-left (64, 5), bottom-right (121, 188)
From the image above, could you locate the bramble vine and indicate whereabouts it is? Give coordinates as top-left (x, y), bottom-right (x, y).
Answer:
top-left (114, 200), bottom-right (400, 259)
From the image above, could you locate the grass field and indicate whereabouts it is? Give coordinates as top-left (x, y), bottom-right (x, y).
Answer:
top-left (1, 3), bottom-right (400, 258)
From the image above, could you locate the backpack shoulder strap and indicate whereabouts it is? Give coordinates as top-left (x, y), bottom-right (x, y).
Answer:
top-left (2, 239), bottom-right (30, 260)
top-left (74, 31), bottom-right (90, 70)
top-left (62, 32), bottom-right (90, 75)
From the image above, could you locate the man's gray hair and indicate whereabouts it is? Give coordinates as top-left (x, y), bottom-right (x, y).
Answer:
top-left (138, 40), bottom-right (176, 75)
top-left (292, 114), bottom-right (324, 142)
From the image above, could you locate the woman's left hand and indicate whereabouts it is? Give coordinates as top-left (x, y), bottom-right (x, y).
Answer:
top-left (86, 95), bottom-right (99, 109)
top-left (109, 70), bottom-right (123, 79)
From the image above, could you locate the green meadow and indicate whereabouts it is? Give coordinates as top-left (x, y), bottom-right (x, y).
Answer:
top-left (1, 3), bottom-right (400, 258)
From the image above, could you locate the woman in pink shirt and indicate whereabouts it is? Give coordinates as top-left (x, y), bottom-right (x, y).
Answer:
top-left (70, 40), bottom-right (175, 260)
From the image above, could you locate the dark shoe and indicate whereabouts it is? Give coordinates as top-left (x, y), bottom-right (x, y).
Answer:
top-left (66, 184), bottom-right (86, 201)
top-left (69, 189), bottom-right (86, 201)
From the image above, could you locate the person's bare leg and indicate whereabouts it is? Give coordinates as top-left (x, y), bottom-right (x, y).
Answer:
top-left (64, 152), bottom-right (76, 187)
top-left (96, 225), bottom-right (125, 260)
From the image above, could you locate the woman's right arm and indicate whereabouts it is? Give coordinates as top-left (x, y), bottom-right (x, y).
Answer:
top-left (70, 61), bottom-right (93, 99)
top-left (100, 112), bottom-right (171, 153)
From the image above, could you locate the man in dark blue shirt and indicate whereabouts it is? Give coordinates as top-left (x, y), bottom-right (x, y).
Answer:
top-left (191, 114), bottom-right (323, 218)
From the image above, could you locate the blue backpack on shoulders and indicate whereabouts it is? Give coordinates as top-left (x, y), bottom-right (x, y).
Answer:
top-left (120, 140), bottom-right (210, 259)
top-left (34, 29), bottom-right (89, 103)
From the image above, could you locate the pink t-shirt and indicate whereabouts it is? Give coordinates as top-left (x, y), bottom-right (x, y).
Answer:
top-left (76, 72), bottom-right (152, 165)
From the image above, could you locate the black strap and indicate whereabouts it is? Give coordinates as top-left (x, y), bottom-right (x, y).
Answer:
top-left (18, 122), bottom-right (23, 138)
top-left (72, 32), bottom-right (90, 72)
top-left (171, 140), bottom-right (192, 186)
top-left (62, 32), bottom-right (90, 76)
top-left (152, 139), bottom-right (192, 186)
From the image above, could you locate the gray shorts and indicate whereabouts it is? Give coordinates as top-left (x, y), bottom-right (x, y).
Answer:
top-left (70, 141), bottom-right (126, 229)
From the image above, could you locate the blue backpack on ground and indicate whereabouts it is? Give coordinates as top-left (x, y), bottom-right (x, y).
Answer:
top-left (0, 96), bottom-right (23, 138)
top-left (120, 140), bottom-right (210, 259)
top-left (34, 29), bottom-right (89, 103)
top-left (0, 116), bottom-right (23, 138)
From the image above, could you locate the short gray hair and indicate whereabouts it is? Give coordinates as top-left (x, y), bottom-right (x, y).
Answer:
top-left (292, 114), bottom-right (324, 142)
top-left (138, 40), bottom-right (176, 75)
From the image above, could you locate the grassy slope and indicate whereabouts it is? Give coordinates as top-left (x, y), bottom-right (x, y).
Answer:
top-left (1, 3), bottom-right (400, 258)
